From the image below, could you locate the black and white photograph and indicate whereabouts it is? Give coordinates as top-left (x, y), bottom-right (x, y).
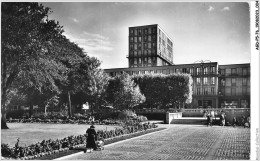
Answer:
top-left (1, 1), bottom-right (259, 160)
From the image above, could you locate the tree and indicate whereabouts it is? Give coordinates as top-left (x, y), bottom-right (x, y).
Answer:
top-left (86, 68), bottom-right (109, 115)
top-left (106, 72), bottom-right (145, 110)
top-left (1, 2), bottom-right (68, 129)
top-left (132, 73), bottom-right (193, 110)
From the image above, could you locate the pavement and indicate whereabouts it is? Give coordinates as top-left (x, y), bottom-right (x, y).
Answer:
top-left (55, 124), bottom-right (250, 160)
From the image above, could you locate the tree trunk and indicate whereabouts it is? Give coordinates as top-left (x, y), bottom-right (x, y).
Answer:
top-left (68, 91), bottom-right (72, 118)
top-left (1, 90), bottom-right (8, 129)
top-left (29, 102), bottom-right (33, 118)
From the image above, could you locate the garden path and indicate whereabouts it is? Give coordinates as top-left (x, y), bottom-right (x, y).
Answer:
top-left (56, 124), bottom-right (250, 160)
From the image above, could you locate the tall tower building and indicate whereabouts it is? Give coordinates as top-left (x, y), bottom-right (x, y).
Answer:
top-left (127, 24), bottom-right (174, 68)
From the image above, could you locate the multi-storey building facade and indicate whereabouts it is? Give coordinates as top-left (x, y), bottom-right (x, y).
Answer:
top-left (127, 24), bottom-right (174, 67)
top-left (218, 64), bottom-right (250, 108)
top-left (105, 62), bottom-right (220, 108)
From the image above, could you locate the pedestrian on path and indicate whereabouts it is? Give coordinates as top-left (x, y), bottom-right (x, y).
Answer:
top-left (85, 125), bottom-right (97, 152)
top-left (220, 111), bottom-right (225, 127)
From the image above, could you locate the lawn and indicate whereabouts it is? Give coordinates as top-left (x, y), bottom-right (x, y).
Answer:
top-left (1, 123), bottom-right (120, 147)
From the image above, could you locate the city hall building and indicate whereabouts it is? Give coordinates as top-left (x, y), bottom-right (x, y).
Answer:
top-left (104, 24), bottom-right (250, 109)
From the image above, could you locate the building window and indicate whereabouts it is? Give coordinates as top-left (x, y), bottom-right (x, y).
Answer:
top-left (242, 78), bottom-right (247, 86)
top-left (211, 77), bottom-right (215, 85)
top-left (152, 42), bottom-right (156, 48)
top-left (210, 66), bottom-right (215, 74)
top-left (129, 51), bottom-right (133, 56)
top-left (203, 88), bottom-right (208, 95)
top-left (152, 35), bottom-right (156, 41)
top-left (242, 68), bottom-right (248, 76)
top-left (144, 50), bottom-right (147, 56)
top-left (134, 37), bottom-right (137, 43)
top-left (231, 88), bottom-right (236, 96)
top-left (148, 28), bottom-right (152, 34)
top-left (138, 44), bottom-right (142, 50)
top-left (197, 67), bottom-right (201, 75)
top-left (134, 58), bottom-right (137, 64)
top-left (226, 68), bottom-right (231, 76)
top-left (220, 69), bottom-right (225, 75)
top-left (152, 49), bottom-right (156, 55)
top-left (211, 87), bottom-right (215, 95)
top-left (148, 43), bottom-right (151, 48)
top-left (138, 50), bottom-right (142, 56)
top-left (242, 87), bottom-right (247, 95)
top-left (190, 68), bottom-right (194, 75)
top-left (130, 37), bottom-right (133, 42)
top-left (148, 35), bottom-right (151, 41)
top-left (197, 88), bottom-right (201, 95)
top-left (134, 29), bottom-right (138, 36)
top-left (130, 29), bottom-right (134, 35)
top-left (134, 51), bottom-right (137, 56)
top-left (203, 67), bottom-right (208, 74)
top-left (148, 57), bottom-right (151, 64)
top-left (138, 29), bottom-right (142, 35)
top-left (138, 36), bottom-right (142, 42)
top-left (231, 78), bottom-right (236, 86)
top-left (203, 77), bottom-right (208, 85)
top-left (224, 78), bottom-right (231, 86)
top-left (130, 44), bottom-right (134, 50)
top-left (134, 44), bottom-right (137, 50)
top-left (152, 28), bottom-right (157, 34)
top-left (231, 68), bottom-right (237, 75)
top-left (148, 50), bottom-right (151, 56)
top-left (144, 36), bottom-right (147, 42)
top-left (138, 58), bottom-right (142, 64)
top-left (144, 43), bottom-right (147, 49)
top-left (196, 78), bottom-right (201, 85)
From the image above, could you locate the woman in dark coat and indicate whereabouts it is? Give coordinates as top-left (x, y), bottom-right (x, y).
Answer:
top-left (86, 125), bottom-right (97, 151)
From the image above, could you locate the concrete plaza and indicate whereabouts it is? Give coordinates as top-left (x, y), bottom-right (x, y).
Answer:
top-left (56, 124), bottom-right (250, 160)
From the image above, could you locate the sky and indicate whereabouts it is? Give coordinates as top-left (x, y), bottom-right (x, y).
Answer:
top-left (41, 2), bottom-right (251, 69)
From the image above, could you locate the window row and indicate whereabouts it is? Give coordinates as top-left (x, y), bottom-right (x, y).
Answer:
top-left (129, 27), bottom-right (157, 36)
top-left (222, 78), bottom-right (250, 86)
top-left (129, 35), bottom-right (157, 43)
top-left (223, 87), bottom-right (250, 96)
top-left (220, 67), bottom-right (249, 76)
top-left (132, 57), bottom-right (155, 65)
top-left (129, 49), bottom-right (157, 57)
top-left (196, 87), bottom-right (216, 95)
top-left (196, 77), bottom-right (216, 85)
top-left (129, 43), bottom-right (156, 50)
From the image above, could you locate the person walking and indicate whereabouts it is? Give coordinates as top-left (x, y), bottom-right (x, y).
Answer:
top-left (85, 125), bottom-right (97, 152)
top-left (220, 111), bottom-right (225, 127)
top-left (232, 117), bottom-right (237, 127)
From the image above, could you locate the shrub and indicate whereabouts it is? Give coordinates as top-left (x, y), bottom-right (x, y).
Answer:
top-left (118, 110), bottom-right (137, 121)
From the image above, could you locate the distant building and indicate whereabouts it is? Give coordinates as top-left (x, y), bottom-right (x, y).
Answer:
top-left (105, 63), bottom-right (250, 109)
top-left (105, 24), bottom-right (250, 109)
top-left (218, 64), bottom-right (250, 108)
top-left (127, 24), bottom-right (174, 68)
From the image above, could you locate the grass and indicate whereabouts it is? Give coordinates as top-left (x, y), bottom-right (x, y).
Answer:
top-left (1, 123), bottom-right (121, 147)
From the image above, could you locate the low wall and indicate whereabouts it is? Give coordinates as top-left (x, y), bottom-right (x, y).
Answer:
top-left (182, 108), bottom-right (250, 125)
top-left (166, 112), bottom-right (182, 124)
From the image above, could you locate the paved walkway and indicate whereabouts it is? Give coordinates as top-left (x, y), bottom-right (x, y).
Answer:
top-left (56, 124), bottom-right (250, 160)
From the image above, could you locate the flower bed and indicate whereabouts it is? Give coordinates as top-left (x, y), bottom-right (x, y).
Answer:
top-left (1, 122), bottom-right (158, 160)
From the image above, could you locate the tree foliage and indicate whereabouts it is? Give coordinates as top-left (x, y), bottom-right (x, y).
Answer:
top-left (1, 2), bottom-right (103, 127)
top-left (132, 73), bottom-right (193, 109)
top-left (106, 73), bottom-right (146, 110)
